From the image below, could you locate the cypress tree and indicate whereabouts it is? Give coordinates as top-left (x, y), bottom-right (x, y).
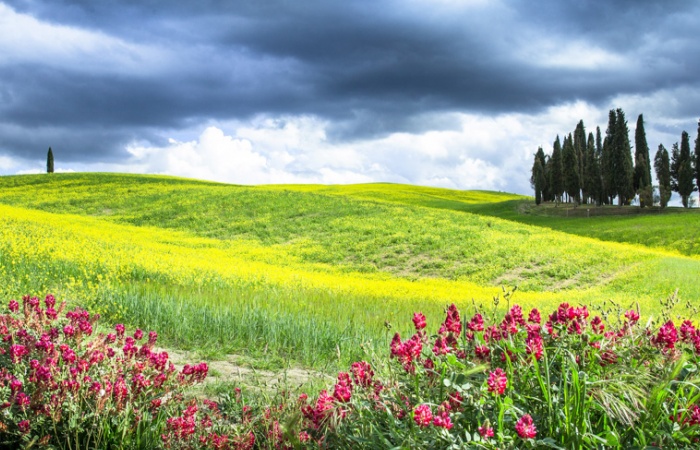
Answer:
top-left (531, 156), bottom-right (545, 205)
top-left (602, 111), bottom-right (616, 205)
top-left (677, 131), bottom-right (696, 208)
top-left (612, 108), bottom-right (634, 206)
top-left (595, 126), bottom-right (605, 205)
top-left (549, 136), bottom-right (565, 205)
top-left (544, 156), bottom-right (554, 202)
top-left (584, 132), bottom-right (602, 205)
top-left (47, 147), bottom-right (54, 174)
top-left (563, 133), bottom-right (580, 204)
top-left (574, 120), bottom-right (587, 202)
top-left (654, 144), bottom-right (671, 208)
top-left (531, 147), bottom-right (548, 203)
top-left (694, 120), bottom-right (700, 206)
top-left (634, 114), bottom-right (652, 207)
top-left (670, 142), bottom-right (680, 191)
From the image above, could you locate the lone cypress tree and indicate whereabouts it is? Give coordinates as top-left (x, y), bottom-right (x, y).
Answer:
top-left (655, 144), bottom-right (671, 208)
top-left (47, 147), bottom-right (54, 174)
top-left (634, 114), bottom-right (652, 207)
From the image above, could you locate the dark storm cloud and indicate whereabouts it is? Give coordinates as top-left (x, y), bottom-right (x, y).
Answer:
top-left (1, 0), bottom-right (699, 163)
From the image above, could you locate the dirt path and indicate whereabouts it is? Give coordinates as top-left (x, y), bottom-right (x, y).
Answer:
top-left (162, 348), bottom-right (333, 390)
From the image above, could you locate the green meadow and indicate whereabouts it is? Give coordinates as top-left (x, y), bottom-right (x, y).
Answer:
top-left (1, 173), bottom-right (699, 370)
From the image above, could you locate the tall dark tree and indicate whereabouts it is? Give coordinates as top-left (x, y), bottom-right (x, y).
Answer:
top-left (611, 108), bottom-right (634, 206)
top-left (549, 136), bottom-right (565, 205)
top-left (602, 111), bottom-right (616, 205)
top-left (531, 152), bottom-right (545, 205)
top-left (634, 114), bottom-right (652, 207)
top-left (654, 144), bottom-right (671, 208)
top-left (533, 147), bottom-right (549, 201)
top-left (574, 120), bottom-right (587, 202)
top-left (676, 131), bottom-right (696, 208)
top-left (670, 142), bottom-right (680, 191)
top-left (694, 120), bottom-right (700, 206)
top-left (47, 147), bottom-right (54, 174)
top-left (584, 132), bottom-right (602, 205)
top-left (563, 133), bottom-right (580, 204)
top-left (594, 126), bottom-right (606, 204)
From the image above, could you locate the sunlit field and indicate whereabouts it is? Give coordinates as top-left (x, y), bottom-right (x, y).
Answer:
top-left (1, 173), bottom-right (699, 369)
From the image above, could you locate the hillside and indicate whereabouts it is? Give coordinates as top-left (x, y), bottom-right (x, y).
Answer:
top-left (1, 173), bottom-right (698, 367)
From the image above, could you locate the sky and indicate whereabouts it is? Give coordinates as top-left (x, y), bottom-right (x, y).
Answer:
top-left (1, 0), bottom-right (699, 195)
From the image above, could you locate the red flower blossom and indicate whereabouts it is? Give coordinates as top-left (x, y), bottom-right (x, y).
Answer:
top-left (433, 336), bottom-right (449, 356)
top-left (442, 304), bottom-right (462, 334)
top-left (412, 312), bottom-right (427, 330)
top-left (17, 419), bottom-right (30, 434)
top-left (487, 368), bottom-right (507, 395)
top-left (528, 308), bottom-right (541, 324)
top-left (624, 309), bottom-right (640, 323)
top-left (654, 320), bottom-right (678, 351)
top-left (515, 414), bottom-right (537, 439)
top-left (413, 404), bottom-right (433, 427)
top-left (474, 345), bottom-right (490, 360)
top-left (467, 313), bottom-right (485, 332)
top-left (591, 316), bottom-right (604, 334)
top-left (478, 425), bottom-right (494, 439)
top-left (350, 361), bottom-right (374, 387)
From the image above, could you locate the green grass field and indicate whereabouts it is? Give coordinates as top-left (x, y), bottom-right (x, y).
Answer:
top-left (1, 173), bottom-right (699, 370)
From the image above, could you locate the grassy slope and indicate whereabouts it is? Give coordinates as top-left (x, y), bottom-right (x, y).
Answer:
top-left (1, 173), bottom-right (698, 367)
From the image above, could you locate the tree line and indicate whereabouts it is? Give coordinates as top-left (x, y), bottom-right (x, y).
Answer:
top-left (531, 111), bottom-right (700, 208)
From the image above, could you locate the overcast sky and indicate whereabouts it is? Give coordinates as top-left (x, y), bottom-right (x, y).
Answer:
top-left (1, 0), bottom-right (698, 195)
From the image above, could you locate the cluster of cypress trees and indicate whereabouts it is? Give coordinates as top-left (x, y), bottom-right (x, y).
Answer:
top-left (531, 110), bottom-right (700, 208)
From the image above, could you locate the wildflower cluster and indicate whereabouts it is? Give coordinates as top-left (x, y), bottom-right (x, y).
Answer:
top-left (296, 302), bottom-right (700, 449)
top-left (0, 294), bottom-right (210, 449)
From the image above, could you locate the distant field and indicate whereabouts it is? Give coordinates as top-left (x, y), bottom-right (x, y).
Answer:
top-left (456, 199), bottom-right (700, 257)
top-left (1, 173), bottom-right (698, 369)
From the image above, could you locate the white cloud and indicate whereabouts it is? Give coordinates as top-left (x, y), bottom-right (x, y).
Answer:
top-left (127, 127), bottom-right (268, 184)
top-left (3, 99), bottom-right (696, 198)
top-left (0, 155), bottom-right (17, 171)
top-left (119, 106), bottom-right (600, 193)
top-left (520, 36), bottom-right (628, 70)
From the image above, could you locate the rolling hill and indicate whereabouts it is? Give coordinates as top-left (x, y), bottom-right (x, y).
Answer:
top-left (1, 173), bottom-right (698, 368)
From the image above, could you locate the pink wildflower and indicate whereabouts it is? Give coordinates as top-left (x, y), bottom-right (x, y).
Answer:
top-left (515, 414), bottom-right (537, 439)
top-left (478, 425), bottom-right (494, 439)
top-left (413, 404), bottom-right (433, 428)
top-left (17, 420), bottom-right (30, 434)
top-left (487, 368), bottom-right (507, 395)
top-left (654, 320), bottom-right (678, 351)
top-left (467, 313), bottom-right (485, 332)
top-left (412, 312), bottom-right (427, 330)
top-left (528, 308), bottom-right (541, 324)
